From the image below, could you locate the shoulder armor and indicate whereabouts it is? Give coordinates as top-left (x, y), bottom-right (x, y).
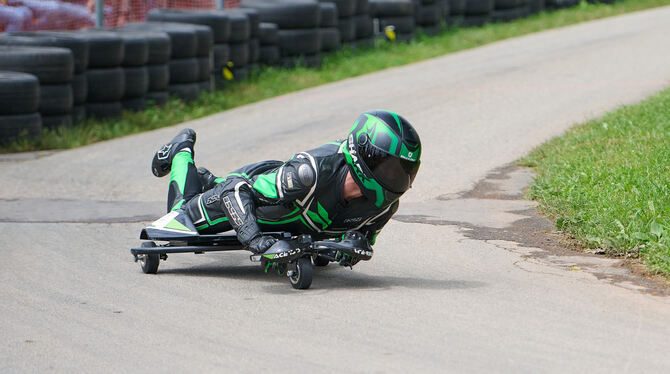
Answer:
top-left (298, 163), bottom-right (315, 187)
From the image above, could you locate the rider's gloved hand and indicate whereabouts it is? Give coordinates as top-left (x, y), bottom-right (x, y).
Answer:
top-left (248, 235), bottom-right (278, 254)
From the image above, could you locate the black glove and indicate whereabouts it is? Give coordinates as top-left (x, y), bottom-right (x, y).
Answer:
top-left (248, 235), bottom-right (278, 254)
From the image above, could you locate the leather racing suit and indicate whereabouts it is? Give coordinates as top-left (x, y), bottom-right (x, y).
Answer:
top-left (177, 140), bottom-right (399, 247)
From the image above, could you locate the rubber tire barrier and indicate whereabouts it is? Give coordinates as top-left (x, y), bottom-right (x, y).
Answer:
top-left (197, 58), bottom-right (212, 82)
top-left (465, 0), bottom-right (494, 15)
top-left (226, 10), bottom-right (252, 43)
top-left (338, 17), bottom-right (356, 43)
top-left (122, 97), bottom-right (147, 112)
top-left (0, 71), bottom-right (39, 115)
top-left (0, 46), bottom-right (73, 84)
top-left (354, 15), bottom-right (374, 39)
top-left (0, 113), bottom-right (41, 141)
top-left (248, 38), bottom-right (260, 63)
top-left (42, 114), bottom-right (72, 129)
top-left (379, 16), bottom-right (415, 33)
top-left (278, 29), bottom-right (321, 56)
top-left (72, 105), bottom-right (86, 124)
top-left (121, 22), bottom-right (197, 59)
top-left (319, 0), bottom-right (356, 18)
top-left (117, 32), bottom-right (149, 67)
top-left (320, 28), bottom-right (342, 52)
top-left (146, 91), bottom-right (169, 106)
top-left (71, 73), bottom-right (87, 104)
top-left (86, 67), bottom-right (125, 102)
top-left (494, 0), bottom-right (523, 9)
top-left (230, 8), bottom-right (260, 37)
top-left (369, 0), bottom-right (414, 17)
top-left (86, 101), bottom-right (122, 120)
top-left (147, 8), bottom-right (231, 44)
top-left (124, 66), bottom-right (149, 98)
top-left (114, 29), bottom-right (172, 64)
top-left (492, 6), bottom-right (529, 22)
top-left (259, 22), bottom-right (278, 45)
top-left (39, 84), bottom-right (73, 115)
top-left (240, 0), bottom-right (321, 29)
top-left (231, 66), bottom-right (249, 82)
top-left (146, 64), bottom-right (169, 91)
top-left (418, 23), bottom-right (442, 36)
top-left (450, 0), bottom-right (466, 15)
top-left (259, 45), bottom-right (280, 65)
top-left (356, 0), bottom-right (371, 14)
top-left (528, 0), bottom-right (544, 12)
top-left (168, 83), bottom-right (200, 102)
top-left (229, 42), bottom-right (250, 67)
top-left (319, 2), bottom-right (338, 27)
top-left (167, 58), bottom-right (199, 84)
top-left (417, 3), bottom-right (441, 24)
top-left (545, 0), bottom-right (579, 8)
top-left (197, 80), bottom-right (213, 93)
top-left (463, 14), bottom-right (491, 26)
top-left (212, 44), bottom-right (231, 76)
top-left (75, 30), bottom-right (124, 68)
top-left (0, 31), bottom-right (89, 74)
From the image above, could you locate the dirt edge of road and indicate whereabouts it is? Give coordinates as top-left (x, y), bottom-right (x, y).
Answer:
top-left (394, 165), bottom-right (670, 296)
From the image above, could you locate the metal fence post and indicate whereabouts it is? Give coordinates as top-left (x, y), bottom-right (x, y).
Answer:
top-left (216, 0), bottom-right (224, 10)
top-left (95, 0), bottom-right (104, 28)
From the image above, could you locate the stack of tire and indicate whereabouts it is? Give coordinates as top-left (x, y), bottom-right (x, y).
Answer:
top-left (318, 2), bottom-right (342, 54)
top-left (0, 71), bottom-right (41, 141)
top-left (77, 30), bottom-right (125, 120)
top-left (115, 32), bottom-right (150, 112)
top-left (258, 22), bottom-right (280, 66)
top-left (413, 0), bottom-right (442, 36)
top-left (123, 22), bottom-right (212, 102)
top-left (545, 0), bottom-right (579, 9)
top-left (232, 8), bottom-right (261, 75)
top-left (320, 0), bottom-right (357, 46)
top-left (114, 29), bottom-right (171, 107)
top-left (447, 0), bottom-right (466, 26)
top-left (0, 32), bottom-right (88, 126)
top-left (241, 0), bottom-right (323, 68)
top-left (464, 0), bottom-right (494, 27)
top-left (146, 9), bottom-right (229, 91)
top-left (353, 0), bottom-right (374, 48)
top-left (369, 0), bottom-right (415, 42)
top-left (528, 0), bottom-right (544, 13)
top-left (492, 0), bottom-right (530, 23)
top-left (221, 10), bottom-right (251, 83)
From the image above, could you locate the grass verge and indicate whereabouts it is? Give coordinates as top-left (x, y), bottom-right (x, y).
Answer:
top-left (519, 88), bottom-right (670, 275)
top-left (2, 0), bottom-right (670, 153)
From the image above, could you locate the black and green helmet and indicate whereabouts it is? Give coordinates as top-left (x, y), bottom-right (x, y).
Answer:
top-left (343, 110), bottom-right (421, 208)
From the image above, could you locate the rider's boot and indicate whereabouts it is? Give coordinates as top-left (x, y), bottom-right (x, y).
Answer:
top-left (197, 167), bottom-right (219, 192)
top-left (151, 128), bottom-right (197, 177)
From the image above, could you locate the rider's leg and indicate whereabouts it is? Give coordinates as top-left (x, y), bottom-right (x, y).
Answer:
top-left (183, 187), bottom-right (233, 234)
top-left (167, 150), bottom-right (202, 212)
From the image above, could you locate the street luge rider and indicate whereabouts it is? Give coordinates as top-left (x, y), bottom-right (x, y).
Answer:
top-left (148, 110), bottom-right (421, 259)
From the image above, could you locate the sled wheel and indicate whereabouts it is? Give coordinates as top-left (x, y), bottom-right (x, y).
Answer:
top-left (289, 257), bottom-right (313, 290)
top-left (139, 242), bottom-right (160, 274)
top-left (312, 254), bottom-right (329, 267)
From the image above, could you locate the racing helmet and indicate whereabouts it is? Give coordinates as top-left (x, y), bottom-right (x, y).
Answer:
top-left (343, 110), bottom-right (421, 208)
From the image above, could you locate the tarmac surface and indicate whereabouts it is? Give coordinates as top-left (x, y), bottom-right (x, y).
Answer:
top-left (2, 7), bottom-right (670, 373)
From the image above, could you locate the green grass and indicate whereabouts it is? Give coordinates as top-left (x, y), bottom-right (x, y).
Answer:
top-left (2, 0), bottom-right (670, 153)
top-left (520, 88), bottom-right (670, 275)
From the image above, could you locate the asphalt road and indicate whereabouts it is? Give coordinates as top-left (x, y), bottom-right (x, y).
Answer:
top-left (2, 7), bottom-right (670, 373)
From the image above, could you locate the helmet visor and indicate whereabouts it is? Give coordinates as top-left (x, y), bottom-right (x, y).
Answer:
top-left (360, 141), bottom-right (420, 194)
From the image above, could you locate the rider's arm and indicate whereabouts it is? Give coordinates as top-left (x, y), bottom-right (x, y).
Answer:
top-left (212, 157), bottom-right (316, 245)
top-left (359, 200), bottom-right (399, 246)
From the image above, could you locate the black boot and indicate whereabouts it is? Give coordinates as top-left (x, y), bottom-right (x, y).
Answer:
top-left (151, 128), bottom-right (196, 177)
top-left (197, 167), bottom-right (219, 191)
